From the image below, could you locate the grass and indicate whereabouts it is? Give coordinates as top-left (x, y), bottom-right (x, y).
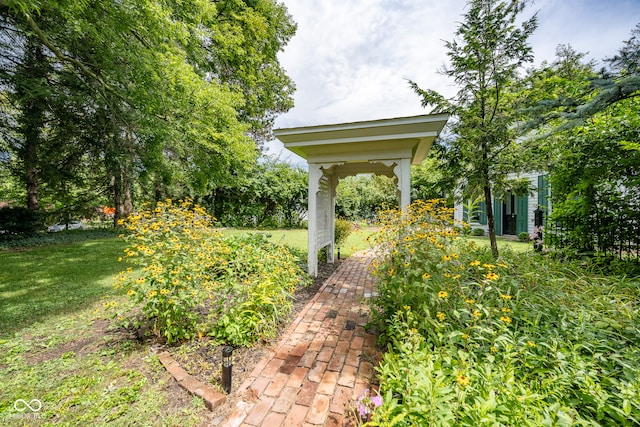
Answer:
top-left (221, 224), bottom-right (377, 258)
top-left (0, 238), bottom-right (127, 337)
top-left (465, 235), bottom-right (531, 252)
top-left (0, 234), bottom-right (211, 426)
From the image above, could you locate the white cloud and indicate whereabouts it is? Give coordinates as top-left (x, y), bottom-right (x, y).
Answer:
top-left (265, 0), bottom-right (640, 160)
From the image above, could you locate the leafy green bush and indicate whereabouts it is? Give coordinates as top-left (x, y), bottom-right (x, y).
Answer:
top-left (518, 231), bottom-right (530, 241)
top-left (369, 200), bottom-right (640, 426)
top-left (471, 227), bottom-right (485, 236)
top-left (0, 206), bottom-right (41, 236)
top-left (335, 217), bottom-right (353, 247)
top-left (115, 199), bottom-right (306, 344)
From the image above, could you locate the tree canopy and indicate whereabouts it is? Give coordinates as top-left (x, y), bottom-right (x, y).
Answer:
top-left (0, 0), bottom-right (296, 224)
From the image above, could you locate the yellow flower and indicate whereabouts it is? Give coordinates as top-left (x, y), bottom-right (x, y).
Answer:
top-left (127, 289), bottom-right (135, 296)
top-left (442, 255), bottom-right (451, 262)
top-left (436, 312), bottom-right (446, 321)
top-left (527, 341), bottom-right (536, 347)
top-left (490, 346), bottom-right (499, 353)
top-left (160, 289), bottom-right (169, 295)
top-left (470, 260), bottom-right (481, 267)
top-left (485, 272), bottom-right (499, 281)
top-left (497, 263), bottom-right (508, 268)
top-left (500, 316), bottom-right (512, 324)
top-left (501, 307), bottom-right (511, 313)
top-left (482, 263), bottom-right (496, 269)
top-left (465, 299), bottom-right (475, 304)
top-left (136, 277), bottom-right (146, 284)
top-left (438, 290), bottom-right (448, 299)
top-left (473, 310), bottom-right (482, 318)
top-left (404, 262), bottom-right (410, 267)
top-left (403, 305), bottom-right (411, 310)
top-left (456, 374), bottom-right (470, 387)
top-left (148, 290), bottom-right (157, 298)
top-left (461, 333), bottom-right (470, 339)
top-left (500, 294), bottom-right (512, 300)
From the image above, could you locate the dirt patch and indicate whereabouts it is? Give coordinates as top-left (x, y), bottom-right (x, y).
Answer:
top-left (24, 319), bottom-right (111, 364)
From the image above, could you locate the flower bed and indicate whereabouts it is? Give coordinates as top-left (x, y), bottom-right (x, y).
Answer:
top-left (113, 199), bottom-right (307, 345)
top-left (368, 200), bottom-right (640, 426)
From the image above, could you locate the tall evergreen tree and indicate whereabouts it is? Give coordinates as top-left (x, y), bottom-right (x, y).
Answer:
top-left (410, 0), bottom-right (538, 257)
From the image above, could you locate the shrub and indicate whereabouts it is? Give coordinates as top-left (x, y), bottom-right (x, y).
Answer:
top-left (334, 217), bottom-right (353, 247)
top-left (114, 199), bottom-right (306, 344)
top-left (0, 206), bottom-right (41, 236)
top-left (471, 227), bottom-right (485, 236)
top-left (518, 231), bottom-right (530, 241)
top-left (369, 199), bottom-right (640, 425)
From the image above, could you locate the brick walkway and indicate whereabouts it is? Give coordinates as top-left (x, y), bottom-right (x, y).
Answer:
top-left (219, 251), bottom-right (380, 427)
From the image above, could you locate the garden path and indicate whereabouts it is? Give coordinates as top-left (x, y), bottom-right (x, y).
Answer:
top-left (217, 250), bottom-right (381, 426)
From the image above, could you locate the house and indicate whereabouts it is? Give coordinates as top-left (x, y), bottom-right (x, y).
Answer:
top-left (453, 172), bottom-right (550, 236)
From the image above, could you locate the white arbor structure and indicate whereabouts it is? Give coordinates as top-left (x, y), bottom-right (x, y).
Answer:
top-left (274, 113), bottom-right (449, 276)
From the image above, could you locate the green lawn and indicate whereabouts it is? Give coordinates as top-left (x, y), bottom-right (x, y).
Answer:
top-left (0, 235), bottom-right (211, 426)
top-left (0, 238), bottom-right (128, 337)
top-left (221, 224), bottom-right (377, 258)
top-left (465, 235), bottom-right (532, 252)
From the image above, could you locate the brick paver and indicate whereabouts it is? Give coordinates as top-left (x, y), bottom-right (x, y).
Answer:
top-left (216, 251), bottom-right (380, 426)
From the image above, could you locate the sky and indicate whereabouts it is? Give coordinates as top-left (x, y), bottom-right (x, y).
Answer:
top-left (265, 0), bottom-right (640, 163)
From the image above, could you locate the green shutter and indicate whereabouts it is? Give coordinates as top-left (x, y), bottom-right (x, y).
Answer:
top-left (537, 175), bottom-right (549, 225)
top-left (478, 201), bottom-right (487, 225)
top-left (516, 195), bottom-right (528, 234)
top-left (494, 198), bottom-right (502, 235)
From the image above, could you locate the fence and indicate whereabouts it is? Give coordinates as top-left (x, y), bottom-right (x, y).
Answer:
top-left (546, 212), bottom-right (640, 260)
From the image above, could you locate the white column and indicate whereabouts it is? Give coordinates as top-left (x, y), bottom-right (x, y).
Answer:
top-left (307, 164), bottom-right (321, 276)
top-left (393, 158), bottom-right (412, 210)
top-left (327, 173), bottom-right (338, 264)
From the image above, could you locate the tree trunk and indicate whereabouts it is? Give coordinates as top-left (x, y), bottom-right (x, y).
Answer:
top-left (484, 185), bottom-right (499, 258)
top-left (19, 41), bottom-right (48, 212)
top-left (113, 172), bottom-right (123, 227)
top-left (25, 140), bottom-right (39, 211)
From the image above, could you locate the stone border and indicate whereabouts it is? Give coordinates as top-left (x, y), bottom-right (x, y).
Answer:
top-left (156, 350), bottom-right (226, 411)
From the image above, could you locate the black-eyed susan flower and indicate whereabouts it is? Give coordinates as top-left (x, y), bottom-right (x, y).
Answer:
top-left (456, 374), bottom-right (470, 387)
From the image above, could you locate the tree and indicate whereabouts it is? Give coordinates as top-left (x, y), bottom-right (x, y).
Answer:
top-left (411, 146), bottom-right (456, 203)
top-left (521, 36), bottom-right (640, 256)
top-left (336, 175), bottom-right (397, 221)
top-left (0, 0), bottom-right (296, 223)
top-left (207, 158), bottom-right (307, 228)
top-left (526, 24), bottom-right (640, 131)
top-left (410, 0), bottom-right (538, 257)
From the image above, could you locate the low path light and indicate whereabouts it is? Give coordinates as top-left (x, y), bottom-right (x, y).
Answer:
top-left (222, 346), bottom-right (233, 394)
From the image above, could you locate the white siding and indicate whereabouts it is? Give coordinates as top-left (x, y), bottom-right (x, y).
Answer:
top-left (453, 171), bottom-right (550, 236)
